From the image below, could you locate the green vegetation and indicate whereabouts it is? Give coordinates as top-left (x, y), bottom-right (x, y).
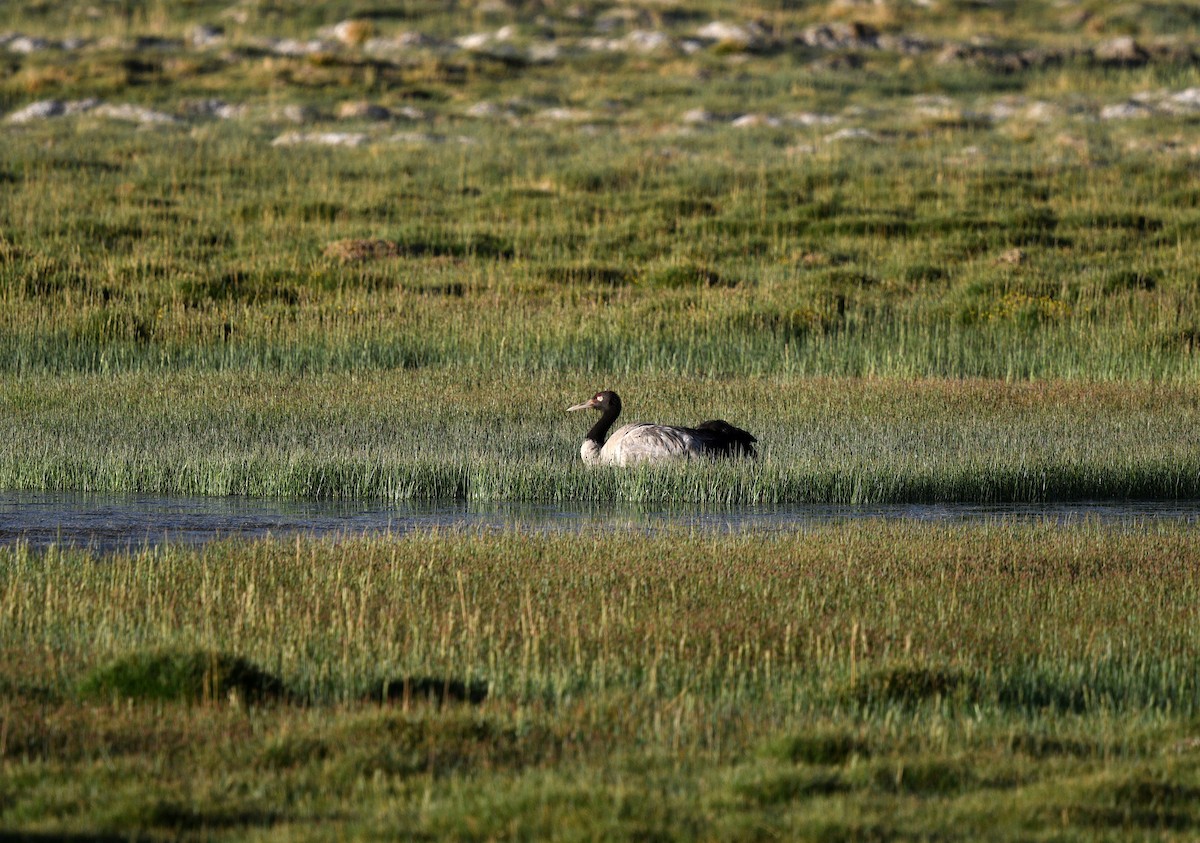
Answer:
top-left (2, 1), bottom-right (1200, 500)
top-left (4, 1), bottom-right (1200, 838)
top-left (5, 526), bottom-right (1200, 839)
top-left (4, 373), bottom-right (1200, 503)
top-left (3, 3), bottom-right (1200, 504)
top-left (2, 2), bottom-right (1200, 386)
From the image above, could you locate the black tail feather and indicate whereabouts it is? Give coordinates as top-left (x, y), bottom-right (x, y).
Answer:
top-left (691, 419), bottom-right (758, 458)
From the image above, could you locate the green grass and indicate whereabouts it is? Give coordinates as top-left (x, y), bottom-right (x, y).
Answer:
top-left (4, 525), bottom-right (1200, 839)
top-left (3, 372), bottom-right (1200, 503)
top-left (2, 5), bottom-right (1200, 386)
top-left (5, 2), bottom-right (1200, 838)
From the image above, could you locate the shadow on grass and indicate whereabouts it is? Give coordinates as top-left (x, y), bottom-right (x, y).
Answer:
top-left (0, 835), bottom-right (143, 843)
top-left (73, 649), bottom-right (488, 709)
top-left (368, 676), bottom-right (489, 706)
top-left (78, 650), bottom-right (289, 705)
top-left (849, 660), bottom-right (1200, 716)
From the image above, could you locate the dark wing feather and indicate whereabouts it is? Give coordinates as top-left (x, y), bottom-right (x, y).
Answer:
top-left (688, 419), bottom-right (758, 458)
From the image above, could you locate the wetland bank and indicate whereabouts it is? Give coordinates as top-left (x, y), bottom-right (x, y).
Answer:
top-left (4, 0), bottom-right (1200, 839)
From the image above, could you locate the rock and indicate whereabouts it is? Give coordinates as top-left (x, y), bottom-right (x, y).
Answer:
top-left (623, 30), bottom-right (673, 53)
top-left (785, 112), bottom-right (839, 127)
top-left (396, 31), bottom-right (436, 48)
top-left (92, 103), bottom-right (179, 125)
top-left (465, 101), bottom-right (513, 119)
top-left (1093, 36), bottom-right (1148, 66)
top-left (5, 99), bottom-right (100, 124)
top-left (1023, 101), bottom-right (1064, 122)
top-left (271, 104), bottom-right (320, 124)
top-left (1168, 88), bottom-right (1200, 112)
top-left (877, 33), bottom-right (932, 55)
top-left (263, 37), bottom-right (331, 56)
top-left (6, 35), bottom-right (52, 54)
top-left (681, 108), bottom-right (717, 124)
top-left (528, 42), bottom-right (560, 62)
top-left (1100, 101), bottom-right (1153, 120)
top-left (330, 19), bottom-right (374, 46)
top-left (696, 21), bottom-right (764, 49)
top-left (271, 131), bottom-right (368, 147)
top-left (457, 32), bottom-right (494, 51)
top-left (800, 21), bottom-right (878, 50)
top-left (731, 113), bottom-right (781, 128)
top-left (63, 98), bottom-right (102, 116)
top-left (537, 107), bottom-right (592, 122)
top-left (189, 24), bottom-right (224, 48)
top-left (6, 100), bottom-right (65, 122)
top-left (182, 98), bottom-right (245, 119)
top-left (825, 127), bottom-right (878, 143)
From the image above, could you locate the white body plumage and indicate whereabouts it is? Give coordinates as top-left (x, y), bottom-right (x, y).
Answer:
top-left (580, 422), bottom-right (707, 465)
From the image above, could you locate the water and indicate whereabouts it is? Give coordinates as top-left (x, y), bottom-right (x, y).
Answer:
top-left (2, 490), bottom-right (1200, 554)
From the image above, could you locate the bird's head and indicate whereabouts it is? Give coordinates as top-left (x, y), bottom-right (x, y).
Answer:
top-left (567, 390), bottom-right (620, 414)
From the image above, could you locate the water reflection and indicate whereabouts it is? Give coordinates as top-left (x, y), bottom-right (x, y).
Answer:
top-left (1, 490), bottom-right (1199, 554)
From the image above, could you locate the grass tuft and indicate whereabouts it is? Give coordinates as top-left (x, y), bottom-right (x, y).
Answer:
top-left (78, 650), bottom-right (288, 705)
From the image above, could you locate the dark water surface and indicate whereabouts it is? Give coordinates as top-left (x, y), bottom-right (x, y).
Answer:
top-left (2, 491), bottom-right (1199, 554)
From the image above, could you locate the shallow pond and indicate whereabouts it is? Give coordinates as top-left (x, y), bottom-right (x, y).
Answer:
top-left (3, 490), bottom-right (1200, 553)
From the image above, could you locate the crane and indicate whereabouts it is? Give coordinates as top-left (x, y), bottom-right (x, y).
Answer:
top-left (566, 390), bottom-right (757, 466)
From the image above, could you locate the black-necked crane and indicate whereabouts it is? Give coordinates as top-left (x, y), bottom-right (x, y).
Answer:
top-left (566, 390), bottom-right (757, 466)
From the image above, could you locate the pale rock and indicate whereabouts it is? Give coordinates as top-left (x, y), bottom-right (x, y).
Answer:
top-left (7, 35), bottom-right (52, 54)
top-left (265, 38), bottom-right (330, 56)
top-left (681, 108), bottom-right (716, 124)
top-left (696, 21), bottom-right (762, 47)
top-left (466, 101), bottom-right (511, 119)
top-left (1093, 36), bottom-right (1148, 65)
top-left (271, 131), bottom-right (368, 147)
top-left (92, 103), bottom-right (179, 125)
top-left (273, 104), bottom-right (319, 124)
top-left (731, 113), bottom-right (781, 128)
top-left (456, 32), bottom-right (493, 50)
top-left (63, 98), bottom-right (102, 115)
top-left (6, 100), bottom-right (64, 122)
top-left (528, 41), bottom-right (561, 62)
top-left (623, 30), bottom-right (672, 53)
top-left (190, 24), bottom-right (224, 48)
top-left (1100, 101), bottom-right (1153, 120)
top-left (1167, 87), bottom-right (1200, 111)
top-left (329, 19), bottom-right (374, 46)
top-left (785, 112), bottom-right (839, 127)
top-left (538, 107), bottom-right (592, 121)
top-left (825, 127), bottom-right (879, 142)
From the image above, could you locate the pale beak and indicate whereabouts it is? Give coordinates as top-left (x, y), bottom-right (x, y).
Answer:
top-left (566, 398), bottom-right (597, 412)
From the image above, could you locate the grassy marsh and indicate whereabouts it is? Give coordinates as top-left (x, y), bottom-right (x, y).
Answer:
top-left (5, 1), bottom-right (1200, 838)
top-left (3, 373), bottom-right (1200, 503)
top-left (4, 525), bottom-right (1200, 839)
top-left (2, 2), bottom-right (1200, 387)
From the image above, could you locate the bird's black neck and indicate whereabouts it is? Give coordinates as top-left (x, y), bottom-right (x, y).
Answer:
top-left (586, 404), bottom-right (621, 446)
